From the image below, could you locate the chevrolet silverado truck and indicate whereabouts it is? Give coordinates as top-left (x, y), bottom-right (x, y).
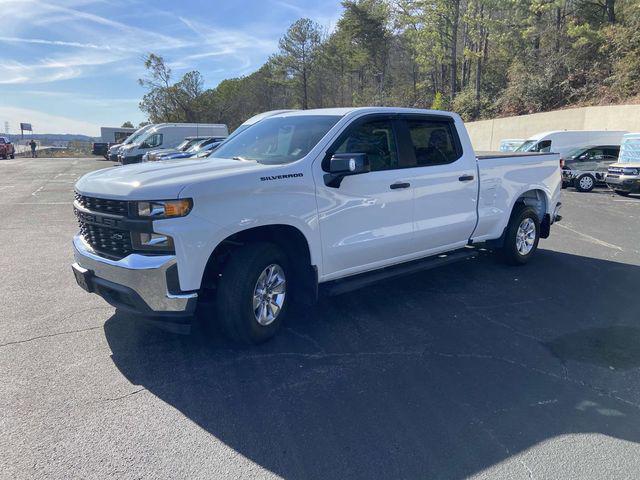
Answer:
top-left (71, 108), bottom-right (562, 344)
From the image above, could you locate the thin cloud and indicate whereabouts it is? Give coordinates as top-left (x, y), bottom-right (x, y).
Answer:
top-left (0, 35), bottom-right (131, 52)
top-left (0, 105), bottom-right (100, 136)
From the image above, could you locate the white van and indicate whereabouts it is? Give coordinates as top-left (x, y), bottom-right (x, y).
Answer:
top-left (119, 123), bottom-right (228, 165)
top-left (516, 130), bottom-right (628, 157)
top-left (107, 124), bottom-right (155, 161)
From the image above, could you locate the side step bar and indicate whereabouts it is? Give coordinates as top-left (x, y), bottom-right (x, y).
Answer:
top-left (320, 248), bottom-right (479, 297)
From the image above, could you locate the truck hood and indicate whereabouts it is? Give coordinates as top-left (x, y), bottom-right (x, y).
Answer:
top-left (75, 158), bottom-right (266, 200)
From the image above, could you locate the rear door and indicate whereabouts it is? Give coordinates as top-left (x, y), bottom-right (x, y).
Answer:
top-left (315, 115), bottom-right (416, 278)
top-left (400, 115), bottom-right (478, 253)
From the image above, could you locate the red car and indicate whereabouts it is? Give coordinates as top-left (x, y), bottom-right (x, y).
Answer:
top-left (0, 137), bottom-right (15, 159)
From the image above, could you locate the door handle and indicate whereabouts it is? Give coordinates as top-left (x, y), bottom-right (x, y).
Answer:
top-left (458, 174), bottom-right (474, 182)
top-left (390, 182), bottom-right (411, 190)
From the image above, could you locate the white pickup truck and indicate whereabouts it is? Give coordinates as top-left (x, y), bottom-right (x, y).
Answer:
top-left (72, 108), bottom-right (562, 343)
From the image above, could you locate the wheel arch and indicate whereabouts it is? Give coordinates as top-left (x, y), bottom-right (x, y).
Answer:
top-left (489, 187), bottom-right (551, 247)
top-left (200, 223), bottom-right (318, 304)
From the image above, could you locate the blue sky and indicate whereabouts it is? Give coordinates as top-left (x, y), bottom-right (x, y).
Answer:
top-left (0, 0), bottom-right (343, 136)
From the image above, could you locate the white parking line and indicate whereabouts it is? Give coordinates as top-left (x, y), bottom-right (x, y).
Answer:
top-left (556, 223), bottom-right (623, 251)
top-left (15, 202), bottom-right (72, 205)
top-left (31, 186), bottom-right (44, 196)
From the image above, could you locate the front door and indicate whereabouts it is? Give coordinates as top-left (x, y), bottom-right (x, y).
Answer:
top-left (315, 116), bottom-right (415, 279)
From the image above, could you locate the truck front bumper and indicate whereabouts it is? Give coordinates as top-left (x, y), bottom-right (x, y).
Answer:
top-left (605, 174), bottom-right (640, 193)
top-left (72, 235), bottom-right (197, 333)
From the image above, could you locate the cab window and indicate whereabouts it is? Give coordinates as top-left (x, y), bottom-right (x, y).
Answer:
top-left (334, 120), bottom-right (398, 172)
top-left (405, 119), bottom-right (459, 166)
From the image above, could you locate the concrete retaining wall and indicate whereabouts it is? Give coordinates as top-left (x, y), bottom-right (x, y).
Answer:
top-left (466, 104), bottom-right (640, 151)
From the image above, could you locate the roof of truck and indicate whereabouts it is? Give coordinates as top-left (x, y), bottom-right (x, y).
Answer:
top-left (274, 107), bottom-right (458, 118)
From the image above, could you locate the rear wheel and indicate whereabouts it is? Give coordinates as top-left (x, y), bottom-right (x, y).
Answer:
top-left (499, 204), bottom-right (540, 265)
top-left (9, 153), bottom-right (14, 159)
top-left (214, 242), bottom-right (289, 344)
top-left (575, 174), bottom-right (595, 192)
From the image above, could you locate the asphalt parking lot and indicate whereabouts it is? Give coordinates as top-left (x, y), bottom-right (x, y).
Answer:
top-left (2, 157), bottom-right (640, 479)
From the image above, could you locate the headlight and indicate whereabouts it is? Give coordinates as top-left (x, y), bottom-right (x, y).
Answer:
top-left (622, 168), bottom-right (639, 175)
top-left (136, 199), bottom-right (192, 219)
top-left (131, 232), bottom-right (174, 252)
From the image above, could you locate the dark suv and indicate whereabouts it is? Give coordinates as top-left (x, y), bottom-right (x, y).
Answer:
top-left (561, 145), bottom-right (620, 192)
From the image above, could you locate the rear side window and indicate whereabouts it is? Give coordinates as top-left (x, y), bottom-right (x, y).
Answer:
top-left (604, 148), bottom-right (619, 158)
top-left (0, 137), bottom-right (6, 144)
top-left (405, 119), bottom-right (459, 166)
top-left (334, 120), bottom-right (398, 172)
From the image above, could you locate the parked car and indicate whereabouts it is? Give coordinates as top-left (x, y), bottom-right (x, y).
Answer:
top-left (142, 136), bottom-right (211, 162)
top-left (192, 141), bottom-right (226, 158)
top-left (561, 145), bottom-right (620, 192)
top-left (119, 123), bottom-right (228, 165)
top-left (108, 124), bottom-right (155, 161)
top-left (92, 142), bottom-right (109, 158)
top-left (499, 138), bottom-right (525, 152)
top-left (517, 130), bottom-right (627, 157)
top-left (72, 107), bottom-right (562, 344)
top-left (145, 137), bottom-right (226, 162)
top-left (606, 133), bottom-right (640, 196)
top-left (0, 137), bottom-right (15, 159)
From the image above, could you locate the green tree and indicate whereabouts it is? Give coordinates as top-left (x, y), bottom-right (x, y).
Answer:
top-left (121, 121), bottom-right (134, 128)
top-left (276, 18), bottom-right (322, 109)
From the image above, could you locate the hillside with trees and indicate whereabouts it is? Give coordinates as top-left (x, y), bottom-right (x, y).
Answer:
top-left (137, 0), bottom-right (640, 130)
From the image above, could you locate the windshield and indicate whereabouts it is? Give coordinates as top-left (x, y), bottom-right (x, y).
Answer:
top-left (176, 139), bottom-right (192, 151)
top-left (515, 140), bottom-right (538, 152)
top-left (619, 137), bottom-right (640, 163)
top-left (123, 126), bottom-right (150, 145)
top-left (211, 115), bottom-right (342, 164)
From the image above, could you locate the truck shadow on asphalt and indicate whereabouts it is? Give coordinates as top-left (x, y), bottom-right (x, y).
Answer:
top-left (104, 250), bottom-right (640, 479)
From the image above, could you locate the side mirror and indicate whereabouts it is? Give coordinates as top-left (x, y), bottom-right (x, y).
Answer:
top-left (323, 153), bottom-right (370, 188)
top-left (140, 142), bottom-right (150, 149)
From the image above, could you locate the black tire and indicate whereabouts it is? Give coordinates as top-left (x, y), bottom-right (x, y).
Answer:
top-left (10, 153), bottom-right (14, 159)
top-left (575, 174), bottom-right (595, 192)
top-left (614, 190), bottom-right (630, 197)
top-left (498, 204), bottom-right (540, 266)
top-left (214, 242), bottom-right (290, 344)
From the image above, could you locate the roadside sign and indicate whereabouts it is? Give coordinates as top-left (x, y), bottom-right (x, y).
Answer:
top-left (20, 123), bottom-right (33, 139)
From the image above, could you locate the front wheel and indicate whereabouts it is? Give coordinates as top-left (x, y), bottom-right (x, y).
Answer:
top-left (575, 174), bottom-right (595, 192)
top-left (214, 242), bottom-right (289, 344)
top-left (9, 153), bottom-right (14, 159)
top-left (498, 204), bottom-right (540, 265)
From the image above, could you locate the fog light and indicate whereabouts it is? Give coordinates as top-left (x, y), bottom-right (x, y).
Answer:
top-left (132, 232), bottom-right (174, 252)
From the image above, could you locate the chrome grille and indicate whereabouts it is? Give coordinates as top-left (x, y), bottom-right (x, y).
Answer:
top-left (78, 222), bottom-right (132, 259)
top-left (74, 192), bottom-right (129, 216)
top-left (74, 193), bottom-right (132, 259)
